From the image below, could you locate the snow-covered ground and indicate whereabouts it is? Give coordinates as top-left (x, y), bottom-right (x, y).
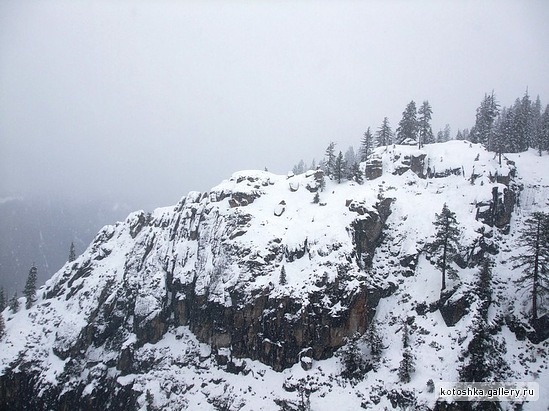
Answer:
top-left (1, 142), bottom-right (548, 410)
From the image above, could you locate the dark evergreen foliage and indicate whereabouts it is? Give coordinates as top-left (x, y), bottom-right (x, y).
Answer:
top-left (470, 92), bottom-right (499, 147)
top-left (417, 100), bottom-right (434, 147)
top-left (347, 162), bottom-right (363, 184)
top-left (279, 265), bottom-right (287, 285)
top-left (541, 104), bottom-right (549, 154)
top-left (334, 151), bottom-right (346, 183)
top-left (376, 117), bottom-right (393, 147)
top-left (0, 287), bottom-right (5, 312)
top-left (366, 318), bottom-right (383, 369)
top-left (360, 128), bottom-right (374, 162)
top-left (23, 264), bottom-right (38, 309)
top-left (460, 261), bottom-right (510, 385)
top-left (340, 333), bottom-right (368, 381)
top-left (145, 389), bottom-right (156, 411)
top-left (510, 212), bottom-right (549, 322)
top-left (9, 292), bottom-right (19, 313)
top-left (469, 90), bottom-right (548, 156)
top-left (398, 322), bottom-right (414, 383)
top-left (396, 101), bottom-right (418, 145)
top-left (323, 142), bottom-right (336, 177)
top-left (69, 241), bottom-right (76, 263)
top-left (429, 204), bottom-right (461, 291)
top-left (0, 313), bottom-right (5, 339)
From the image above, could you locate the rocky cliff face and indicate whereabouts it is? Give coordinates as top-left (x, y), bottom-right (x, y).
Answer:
top-left (1, 142), bottom-right (547, 411)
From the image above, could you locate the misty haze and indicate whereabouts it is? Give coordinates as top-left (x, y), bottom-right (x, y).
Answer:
top-left (1, 1), bottom-right (548, 410)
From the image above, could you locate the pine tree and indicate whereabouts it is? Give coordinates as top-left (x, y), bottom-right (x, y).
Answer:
top-left (443, 124), bottom-right (451, 142)
top-left (343, 146), bottom-right (357, 175)
top-left (519, 89), bottom-right (533, 150)
top-left (396, 101), bottom-right (418, 145)
top-left (279, 265), bottom-right (287, 285)
top-left (9, 292), bottom-right (19, 313)
top-left (492, 107), bottom-right (515, 163)
top-left (510, 212), bottom-right (549, 322)
top-left (334, 151), bottom-right (346, 184)
top-left (530, 95), bottom-right (542, 155)
top-left (23, 264), bottom-right (38, 309)
top-left (436, 130), bottom-right (444, 143)
top-left (313, 192), bottom-right (320, 204)
top-left (470, 92), bottom-right (499, 149)
top-left (340, 333), bottom-right (367, 380)
top-left (459, 316), bottom-right (509, 384)
top-left (417, 100), bottom-right (434, 147)
top-left (366, 318), bottom-right (383, 369)
top-left (360, 128), bottom-right (374, 162)
top-left (349, 162), bottom-right (363, 184)
top-left (146, 389), bottom-right (156, 411)
top-left (460, 261), bottom-right (510, 385)
top-left (540, 104), bottom-right (549, 154)
top-left (0, 287), bottom-right (5, 311)
top-left (430, 204), bottom-right (461, 291)
top-left (0, 313), bottom-right (5, 339)
top-left (398, 322), bottom-right (414, 383)
top-left (69, 242), bottom-right (76, 262)
top-left (323, 142), bottom-right (337, 177)
top-left (375, 117), bottom-right (393, 147)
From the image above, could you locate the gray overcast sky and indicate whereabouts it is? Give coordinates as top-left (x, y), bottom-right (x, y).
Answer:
top-left (1, 0), bottom-right (549, 211)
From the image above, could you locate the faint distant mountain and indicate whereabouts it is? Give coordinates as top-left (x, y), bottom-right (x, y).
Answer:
top-left (0, 196), bottom-right (133, 295)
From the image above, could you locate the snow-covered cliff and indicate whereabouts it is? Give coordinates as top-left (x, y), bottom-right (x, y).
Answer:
top-left (1, 141), bottom-right (547, 410)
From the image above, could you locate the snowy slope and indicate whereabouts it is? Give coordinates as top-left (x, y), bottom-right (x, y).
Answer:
top-left (1, 141), bottom-right (547, 411)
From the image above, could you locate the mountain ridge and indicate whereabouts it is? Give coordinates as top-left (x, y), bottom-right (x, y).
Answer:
top-left (1, 141), bottom-right (548, 410)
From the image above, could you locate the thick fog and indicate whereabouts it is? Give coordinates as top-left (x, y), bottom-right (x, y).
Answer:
top-left (2, 0), bottom-right (548, 211)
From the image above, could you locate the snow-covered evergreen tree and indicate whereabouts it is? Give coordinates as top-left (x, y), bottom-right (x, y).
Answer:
top-left (69, 242), bottom-right (76, 263)
top-left (23, 264), bottom-right (38, 309)
top-left (519, 89), bottom-right (533, 150)
top-left (279, 265), bottom-right (287, 285)
top-left (0, 287), bottom-right (5, 312)
top-left (396, 101), bottom-right (418, 145)
top-left (366, 318), bottom-right (383, 369)
top-left (349, 162), bottom-right (363, 184)
top-left (470, 92), bottom-right (499, 149)
top-left (375, 117), bottom-right (393, 147)
top-left (540, 104), bottom-right (549, 154)
top-left (530, 95), bottom-right (542, 155)
top-left (429, 204), bottom-right (461, 291)
top-left (360, 128), bottom-right (374, 162)
top-left (417, 100), bottom-right (434, 147)
top-left (510, 212), bottom-right (549, 322)
top-left (0, 313), bottom-right (5, 340)
top-left (398, 322), bottom-right (415, 383)
top-left (323, 142), bottom-right (337, 177)
top-left (459, 317), bottom-right (509, 384)
top-left (344, 146), bottom-right (358, 178)
top-left (334, 151), bottom-right (346, 184)
top-left (340, 333), bottom-right (367, 381)
top-left (460, 261), bottom-right (510, 384)
top-left (492, 107), bottom-right (515, 164)
top-left (9, 292), bottom-right (19, 313)
top-left (443, 124), bottom-right (451, 142)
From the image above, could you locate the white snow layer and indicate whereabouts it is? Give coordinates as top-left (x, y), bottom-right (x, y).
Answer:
top-left (1, 142), bottom-right (548, 410)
